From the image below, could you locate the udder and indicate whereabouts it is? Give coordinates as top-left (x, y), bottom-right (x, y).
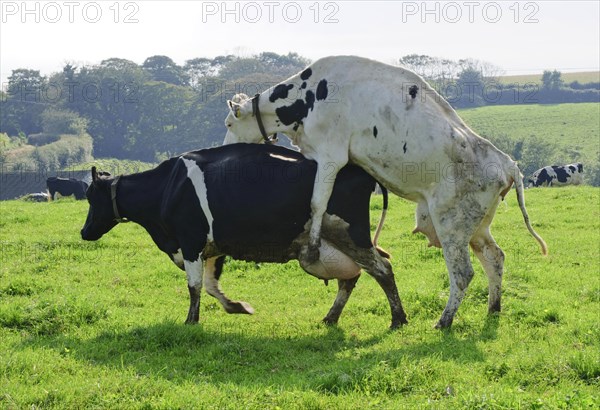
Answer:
top-left (301, 239), bottom-right (361, 280)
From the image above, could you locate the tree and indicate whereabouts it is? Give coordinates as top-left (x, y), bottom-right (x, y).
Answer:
top-left (128, 81), bottom-right (195, 160)
top-left (453, 67), bottom-right (486, 107)
top-left (541, 70), bottom-right (563, 89)
top-left (519, 136), bottom-right (558, 177)
top-left (142, 55), bottom-right (189, 86)
top-left (184, 57), bottom-right (215, 88)
top-left (1, 69), bottom-right (47, 135)
top-left (62, 63), bottom-right (77, 81)
top-left (41, 108), bottom-right (88, 136)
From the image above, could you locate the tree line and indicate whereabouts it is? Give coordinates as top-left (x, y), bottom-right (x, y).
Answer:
top-left (399, 54), bottom-right (599, 108)
top-left (1, 52), bottom-right (309, 163)
top-left (1, 52), bottom-right (598, 171)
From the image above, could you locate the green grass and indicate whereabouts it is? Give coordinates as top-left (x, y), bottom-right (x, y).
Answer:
top-left (459, 103), bottom-right (600, 165)
top-left (1, 187), bottom-right (599, 408)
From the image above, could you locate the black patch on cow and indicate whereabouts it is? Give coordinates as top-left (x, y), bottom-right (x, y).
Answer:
top-left (293, 122), bottom-right (301, 132)
top-left (535, 169), bottom-right (551, 186)
top-left (568, 165), bottom-right (576, 172)
top-left (300, 68), bottom-right (312, 81)
top-left (269, 83), bottom-right (294, 103)
top-left (301, 82), bottom-right (307, 89)
top-left (403, 142), bottom-right (407, 154)
top-left (306, 91), bottom-right (315, 109)
top-left (316, 79), bottom-right (328, 101)
top-left (275, 91), bottom-right (315, 126)
top-left (578, 163), bottom-right (583, 172)
top-left (409, 85), bottom-right (419, 99)
top-left (554, 166), bottom-right (569, 183)
top-left (213, 256), bottom-right (226, 281)
top-left (373, 126), bottom-right (378, 138)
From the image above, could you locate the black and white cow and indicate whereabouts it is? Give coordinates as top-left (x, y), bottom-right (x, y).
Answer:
top-left (81, 143), bottom-right (407, 328)
top-left (47, 177), bottom-right (88, 200)
top-left (528, 163), bottom-right (584, 187)
top-left (224, 55), bottom-right (548, 328)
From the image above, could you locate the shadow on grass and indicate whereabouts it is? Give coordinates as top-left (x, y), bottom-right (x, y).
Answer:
top-left (16, 315), bottom-right (497, 391)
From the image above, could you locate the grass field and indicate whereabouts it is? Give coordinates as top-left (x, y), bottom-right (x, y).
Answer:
top-left (1, 186), bottom-right (598, 408)
top-left (459, 103), bottom-right (600, 166)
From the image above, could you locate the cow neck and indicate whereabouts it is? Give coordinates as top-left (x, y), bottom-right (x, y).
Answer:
top-left (110, 176), bottom-right (129, 223)
top-left (111, 171), bottom-right (166, 226)
top-left (252, 93), bottom-right (277, 144)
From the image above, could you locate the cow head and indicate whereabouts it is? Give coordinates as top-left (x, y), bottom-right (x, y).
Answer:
top-left (81, 167), bottom-right (118, 241)
top-left (223, 93), bottom-right (265, 145)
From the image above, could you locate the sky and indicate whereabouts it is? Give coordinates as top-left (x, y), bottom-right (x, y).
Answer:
top-left (1, 0), bottom-right (599, 84)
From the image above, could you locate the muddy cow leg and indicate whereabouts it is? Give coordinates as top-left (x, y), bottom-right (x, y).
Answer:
top-left (471, 229), bottom-right (505, 314)
top-left (322, 276), bottom-right (360, 325)
top-left (429, 203), bottom-right (481, 329)
top-left (349, 248), bottom-right (408, 329)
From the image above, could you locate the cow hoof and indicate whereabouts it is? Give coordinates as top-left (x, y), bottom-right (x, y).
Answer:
top-left (300, 244), bottom-right (320, 266)
top-left (488, 302), bottom-right (501, 314)
top-left (390, 318), bottom-right (408, 330)
top-left (322, 316), bottom-right (339, 326)
top-left (226, 301), bottom-right (255, 315)
top-left (434, 320), bottom-right (452, 330)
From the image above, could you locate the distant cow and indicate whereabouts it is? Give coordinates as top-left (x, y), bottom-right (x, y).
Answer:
top-left (47, 177), bottom-right (88, 200)
top-left (21, 192), bottom-right (49, 202)
top-left (81, 144), bottom-right (407, 328)
top-left (528, 163), bottom-right (584, 187)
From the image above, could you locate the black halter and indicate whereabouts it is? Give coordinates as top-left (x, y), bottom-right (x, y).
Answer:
top-left (252, 93), bottom-right (277, 144)
top-left (110, 176), bottom-right (129, 223)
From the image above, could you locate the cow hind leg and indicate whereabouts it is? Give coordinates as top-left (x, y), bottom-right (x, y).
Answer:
top-left (357, 250), bottom-right (408, 329)
top-left (322, 276), bottom-right (360, 326)
top-left (203, 256), bottom-right (254, 315)
top-left (436, 241), bottom-right (474, 329)
top-left (470, 230), bottom-right (505, 314)
top-left (429, 205), bottom-right (480, 329)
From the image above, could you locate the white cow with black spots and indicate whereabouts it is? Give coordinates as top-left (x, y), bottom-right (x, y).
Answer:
top-left (528, 163), bottom-right (584, 187)
top-left (224, 55), bottom-right (547, 328)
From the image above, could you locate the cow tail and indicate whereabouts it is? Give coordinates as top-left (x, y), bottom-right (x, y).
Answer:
top-left (373, 183), bottom-right (390, 259)
top-left (513, 166), bottom-right (548, 255)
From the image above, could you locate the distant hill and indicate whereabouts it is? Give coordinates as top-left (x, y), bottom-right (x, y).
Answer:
top-left (458, 102), bottom-right (599, 175)
top-left (498, 71), bottom-right (600, 85)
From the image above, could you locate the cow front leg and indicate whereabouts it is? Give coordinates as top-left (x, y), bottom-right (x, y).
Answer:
top-left (300, 156), bottom-right (347, 267)
top-left (184, 258), bottom-right (204, 324)
top-left (322, 276), bottom-right (360, 326)
top-left (204, 256), bottom-right (254, 315)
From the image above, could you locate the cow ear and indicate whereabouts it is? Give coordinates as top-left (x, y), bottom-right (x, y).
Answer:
top-left (228, 100), bottom-right (243, 118)
top-left (91, 166), bottom-right (98, 183)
